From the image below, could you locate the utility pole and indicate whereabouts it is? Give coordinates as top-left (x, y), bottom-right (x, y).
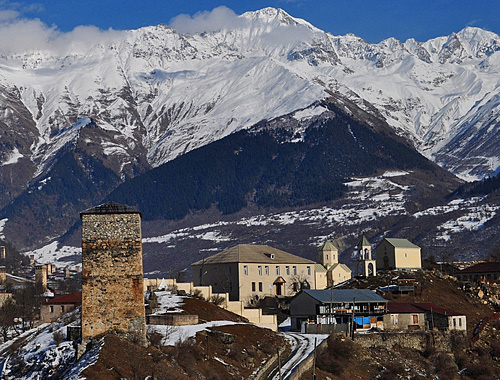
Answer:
top-left (277, 347), bottom-right (283, 380)
top-left (352, 297), bottom-right (356, 340)
top-left (312, 337), bottom-right (317, 380)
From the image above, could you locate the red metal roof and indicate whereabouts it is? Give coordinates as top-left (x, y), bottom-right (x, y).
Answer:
top-left (386, 302), bottom-right (423, 313)
top-left (47, 292), bottom-right (82, 305)
top-left (458, 262), bottom-right (500, 274)
top-left (411, 302), bottom-right (462, 316)
top-left (387, 302), bottom-right (462, 316)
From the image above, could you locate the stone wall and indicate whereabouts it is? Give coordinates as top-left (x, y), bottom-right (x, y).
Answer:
top-left (147, 314), bottom-right (198, 326)
top-left (354, 330), bottom-right (459, 352)
top-left (81, 211), bottom-right (147, 346)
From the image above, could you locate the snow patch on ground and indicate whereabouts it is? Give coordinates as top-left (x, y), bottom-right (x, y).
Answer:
top-left (1, 147), bottom-right (23, 166)
top-left (0, 218), bottom-right (6, 240)
top-left (22, 242), bottom-right (81, 269)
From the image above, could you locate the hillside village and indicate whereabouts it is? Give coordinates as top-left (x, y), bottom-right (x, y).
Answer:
top-left (0, 201), bottom-right (500, 379)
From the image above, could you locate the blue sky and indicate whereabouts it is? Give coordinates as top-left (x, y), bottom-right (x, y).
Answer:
top-left (3, 0), bottom-right (500, 43)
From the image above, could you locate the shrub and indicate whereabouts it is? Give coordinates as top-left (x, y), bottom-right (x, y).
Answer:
top-left (210, 295), bottom-right (225, 306)
top-left (379, 362), bottom-right (405, 380)
top-left (192, 289), bottom-right (204, 300)
top-left (434, 353), bottom-right (458, 378)
top-left (148, 330), bottom-right (164, 348)
top-left (465, 362), bottom-right (494, 379)
top-left (53, 330), bottom-right (65, 346)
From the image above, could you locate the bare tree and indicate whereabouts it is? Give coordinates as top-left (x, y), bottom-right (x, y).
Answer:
top-left (288, 273), bottom-right (310, 294)
top-left (0, 297), bottom-right (17, 341)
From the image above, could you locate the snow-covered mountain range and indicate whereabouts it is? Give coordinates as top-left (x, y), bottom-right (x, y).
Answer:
top-left (0, 7), bottom-right (499, 260)
top-left (0, 7), bottom-right (499, 192)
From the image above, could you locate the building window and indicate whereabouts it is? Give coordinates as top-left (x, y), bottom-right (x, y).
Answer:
top-left (293, 266), bottom-right (297, 275)
top-left (244, 265), bottom-right (248, 275)
top-left (412, 314), bottom-right (418, 324)
top-left (252, 282), bottom-right (256, 292)
top-left (307, 266), bottom-right (311, 276)
top-left (276, 266), bottom-right (280, 275)
top-left (259, 282), bottom-right (263, 292)
top-left (265, 266), bottom-right (269, 276)
top-left (50, 306), bottom-right (54, 313)
top-left (453, 318), bottom-right (457, 328)
top-left (258, 266), bottom-right (262, 276)
top-left (459, 318), bottom-right (462, 327)
top-left (286, 266), bottom-right (290, 275)
top-left (61, 305), bottom-right (65, 312)
top-left (326, 254), bottom-right (329, 260)
top-left (391, 314), bottom-right (399, 325)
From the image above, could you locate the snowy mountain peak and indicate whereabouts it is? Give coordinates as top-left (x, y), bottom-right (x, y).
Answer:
top-left (0, 7), bottom-right (498, 201)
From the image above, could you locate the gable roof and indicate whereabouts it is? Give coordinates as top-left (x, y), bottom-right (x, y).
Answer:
top-left (314, 263), bottom-right (327, 273)
top-left (458, 262), bottom-right (500, 274)
top-left (192, 244), bottom-right (315, 265)
top-left (411, 302), bottom-right (462, 316)
top-left (387, 302), bottom-right (426, 313)
top-left (301, 289), bottom-right (387, 303)
top-left (327, 263), bottom-right (352, 273)
top-left (47, 292), bottom-right (82, 305)
top-left (381, 238), bottom-right (420, 249)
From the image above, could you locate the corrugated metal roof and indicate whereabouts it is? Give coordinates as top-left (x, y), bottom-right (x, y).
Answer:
top-left (383, 238), bottom-right (420, 249)
top-left (458, 262), bottom-right (500, 274)
top-left (411, 302), bottom-right (462, 316)
top-left (387, 302), bottom-right (423, 313)
top-left (302, 289), bottom-right (388, 303)
top-left (47, 292), bottom-right (82, 305)
top-left (192, 244), bottom-right (315, 265)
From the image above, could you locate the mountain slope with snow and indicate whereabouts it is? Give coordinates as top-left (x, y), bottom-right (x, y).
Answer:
top-left (0, 7), bottom-right (499, 251)
top-left (0, 8), bottom-right (498, 186)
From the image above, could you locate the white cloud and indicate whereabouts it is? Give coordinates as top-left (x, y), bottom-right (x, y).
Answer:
top-left (0, 9), bottom-right (125, 54)
top-left (169, 6), bottom-right (248, 34)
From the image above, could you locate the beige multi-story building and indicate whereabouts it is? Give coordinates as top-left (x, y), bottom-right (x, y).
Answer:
top-left (376, 238), bottom-right (422, 270)
top-left (192, 244), bottom-right (317, 302)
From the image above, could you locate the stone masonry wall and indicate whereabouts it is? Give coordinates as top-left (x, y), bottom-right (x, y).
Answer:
top-left (81, 212), bottom-right (147, 346)
top-left (354, 330), bottom-right (458, 352)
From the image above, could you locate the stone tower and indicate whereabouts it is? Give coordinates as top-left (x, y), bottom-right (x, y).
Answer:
top-left (80, 201), bottom-right (147, 346)
top-left (318, 240), bottom-right (338, 269)
top-left (35, 264), bottom-right (48, 288)
top-left (356, 235), bottom-right (376, 277)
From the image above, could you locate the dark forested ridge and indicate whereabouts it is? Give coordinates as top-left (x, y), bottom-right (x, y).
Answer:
top-left (108, 101), bottom-right (434, 221)
top-left (452, 171), bottom-right (500, 198)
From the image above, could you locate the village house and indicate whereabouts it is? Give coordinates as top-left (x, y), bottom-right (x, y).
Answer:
top-left (455, 262), bottom-right (500, 283)
top-left (413, 302), bottom-right (466, 331)
top-left (289, 288), bottom-right (388, 333)
top-left (40, 292), bottom-right (82, 323)
top-left (192, 244), bottom-right (317, 302)
top-left (376, 238), bottom-right (422, 271)
top-left (384, 302), bottom-right (426, 330)
top-left (387, 302), bottom-right (466, 332)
